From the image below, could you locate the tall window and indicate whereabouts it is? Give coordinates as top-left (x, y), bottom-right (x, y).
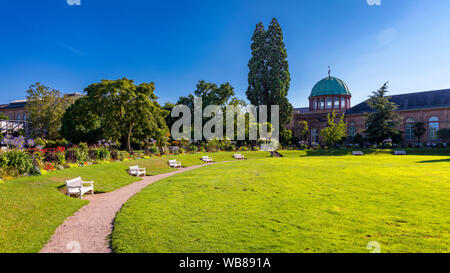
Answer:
top-left (334, 97), bottom-right (339, 108)
top-left (320, 100), bottom-right (325, 109)
top-left (326, 97), bottom-right (332, 109)
top-left (405, 118), bottom-right (415, 141)
top-left (348, 122), bottom-right (356, 137)
top-left (16, 115), bottom-right (20, 121)
top-left (341, 97), bottom-right (345, 108)
top-left (313, 99), bottom-right (317, 110)
top-left (23, 114), bottom-right (26, 121)
top-left (311, 128), bottom-right (318, 145)
top-left (428, 117), bottom-right (439, 140)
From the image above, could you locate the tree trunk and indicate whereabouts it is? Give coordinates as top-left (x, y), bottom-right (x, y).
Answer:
top-left (127, 123), bottom-right (134, 152)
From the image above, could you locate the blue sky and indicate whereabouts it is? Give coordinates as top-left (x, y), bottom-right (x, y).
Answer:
top-left (1, 0), bottom-right (450, 108)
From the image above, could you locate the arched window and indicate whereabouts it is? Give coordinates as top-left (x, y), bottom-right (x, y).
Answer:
top-left (348, 122), bottom-right (356, 137)
top-left (334, 97), bottom-right (339, 108)
top-left (320, 99), bottom-right (325, 109)
top-left (341, 97), bottom-right (345, 108)
top-left (326, 97), bottom-right (332, 109)
top-left (23, 114), bottom-right (26, 121)
top-left (428, 117), bottom-right (439, 140)
top-left (405, 118), bottom-right (415, 141)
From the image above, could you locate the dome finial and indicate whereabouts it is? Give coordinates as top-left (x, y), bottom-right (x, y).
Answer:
top-left (328, 66), bottom-right (331, 78)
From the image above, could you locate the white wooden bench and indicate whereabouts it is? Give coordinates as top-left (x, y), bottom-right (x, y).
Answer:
top-left (201, 156), bottom-right (213, 163)
top-left (394, 150), bottom-right (407, 155)
top-left (169, 159), bottom-right (181, 168)
top-left (129, 165), bottom-right (146, 177)
top-left (233, 153), bottom-right (245, 160)
top-left (352, 151), bottom-right (364, 156)
top-left (65, 177), bottom-right (94, 199)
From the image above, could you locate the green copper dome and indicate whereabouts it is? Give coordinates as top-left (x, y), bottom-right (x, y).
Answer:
top-left (310, 76), bottom-right (351, 97)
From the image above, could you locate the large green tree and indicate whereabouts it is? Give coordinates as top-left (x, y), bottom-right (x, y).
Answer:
top-left (61, 96), bottom-right (102, 144)
top-left (246, 18), bottom-right (293, 126)
top-left (63, 78), bottom-right (168, 151)
top-left (175, 80), bottom-right (238, 140)
top-left (365, 82), bottom-right (401, 143)
top-left (320, 110), bottom-right (347, 146)
top-left (25, 82), bottom-right (75, 139)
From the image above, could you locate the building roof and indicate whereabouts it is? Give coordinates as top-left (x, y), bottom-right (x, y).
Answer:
top-left (293, 107), bottom-right (310, 114)
top-left (310, 76), bottom-right (351, 97)
top-left (3, 100), bottom-right (28, 109)
top-left (346, 89), bottom-right (450, 115)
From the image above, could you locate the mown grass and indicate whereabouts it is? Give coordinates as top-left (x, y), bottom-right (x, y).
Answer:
top-left (278, 148), bottom-right (450, 157)
top-left (111, 155), bottom-right (450, 253)
top-left (0, 151), bottom-right (270, 253)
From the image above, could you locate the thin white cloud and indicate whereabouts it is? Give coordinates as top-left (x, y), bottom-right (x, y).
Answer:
top-left (62, 44), bottom-right (85, 56)
top-left (378, 28), bottom-right (398, 45)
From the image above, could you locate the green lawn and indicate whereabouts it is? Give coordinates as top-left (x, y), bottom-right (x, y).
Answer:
top-left (111, 155), bottom-right (450, 253)
top-left (0, 151), bottom-right (269, 253)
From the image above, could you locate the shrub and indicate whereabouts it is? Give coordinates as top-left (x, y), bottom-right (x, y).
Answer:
top-left (97, 147), bottom-right (111, 161)
top-left (75, 143), bottom-right (89, 163)
top-left (225, 145), bottom-right (235, 152)
top-left (110, 150), bottom-right (119, 161)
top-left (88, 149), bottom-right (98, 161)
top-left (56, 146), bottom-right (66, 165)
top-left (118, 151), bottom-right (130, 161)
top-left (251, 145), bottom-right (260, 151)
top-left (239, 146), bottom-right (249, 151)
top-left (44, 151), bottom-right (58, 163)
top-left (189, 145), bottom-right (199, 152)
top-left (149, 146), bottom-right (160, 154)
top-left (44, 139), bottom-right (69, 148)
top-left (30, 150), bottom-right (45, 168)
top-left (65, 149), bottom-right (78, 163)
top-left (0, 150), bottom-right (34, 175)
top-left (178, 148), bottom-right (186, 154)
top-left (438, 128), bottom-right (450, 143)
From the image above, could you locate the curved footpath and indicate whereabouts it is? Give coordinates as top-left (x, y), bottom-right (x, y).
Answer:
top-left (40, 163), bottom-right (215, 253)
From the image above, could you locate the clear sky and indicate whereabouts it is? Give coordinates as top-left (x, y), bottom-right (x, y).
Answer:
top-left (1, 0), bottom-right (450, 108)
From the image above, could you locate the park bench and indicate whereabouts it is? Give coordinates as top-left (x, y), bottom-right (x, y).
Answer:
top-left (201, 156), bottom-right (213, 163)
top-left (233, 153), bottom-right (245, 160)
top-left (65, 177), bottom-right (94, 199)
top-left (352, 151), bottom-right (364, 156)
top-left (394, 150), bottom-right (407, 155)
top-left (129, 165), bottom-right (146, 177)
top-left (169, 159), bottom-right (182, 168)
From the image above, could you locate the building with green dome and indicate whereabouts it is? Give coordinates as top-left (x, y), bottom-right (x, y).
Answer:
top-left (285, 71), bottom-right (450, 146)
top-left (309, 75), bottom-right (351, 111)
top-left (286, 72), bottom-right (352, 145)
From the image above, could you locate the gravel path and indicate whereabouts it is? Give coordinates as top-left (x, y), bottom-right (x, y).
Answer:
top-left (40, 164), bottom-right (211, 253)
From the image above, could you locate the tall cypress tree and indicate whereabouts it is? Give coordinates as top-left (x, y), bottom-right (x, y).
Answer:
top-left (247, 18), bottom-right (293, 126)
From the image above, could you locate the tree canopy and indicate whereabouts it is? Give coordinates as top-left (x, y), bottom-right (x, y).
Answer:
top-left (62, 78), bottom-right (168, 151)
top-left (320, 110), bottom-right (347, 146)
top-left (365, 82), bottom-right (401, 143)
top-left (25, 82), bottom-right (75, 139)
